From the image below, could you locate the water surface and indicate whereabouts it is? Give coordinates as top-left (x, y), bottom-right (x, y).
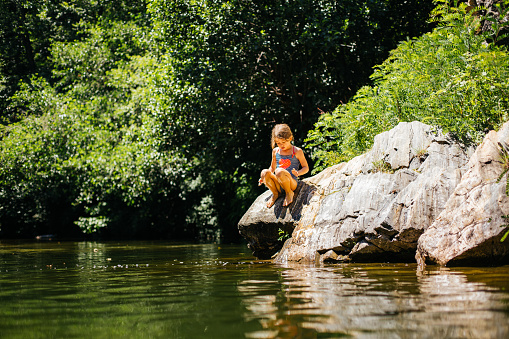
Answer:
top-left (1, 241), bottom-right (508, 338)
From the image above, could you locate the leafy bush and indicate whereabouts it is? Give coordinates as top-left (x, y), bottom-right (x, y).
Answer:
top-left (306, 1), bottom-right (509, 173)
top-left (0, 74), bottom-right (190, 238)
top-left (0, 28), bottom-right (193, 239)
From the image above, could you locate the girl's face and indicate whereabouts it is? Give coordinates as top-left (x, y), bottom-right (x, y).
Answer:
top-left (275, 138), bottom-right (292, 151)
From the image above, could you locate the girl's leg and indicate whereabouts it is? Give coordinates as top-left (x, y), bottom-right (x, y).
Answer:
top-left (260, 169), bottom-right (281, 208)
top-left (275, 168), bottom-right (298, 207)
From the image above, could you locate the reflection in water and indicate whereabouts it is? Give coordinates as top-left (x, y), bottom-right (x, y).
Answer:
top-left (0, 242), bottom-right (508, 338)
top-left (239, 264), bottom-right (509, 339)
top-left (417, 268), bottom-right (509, 339)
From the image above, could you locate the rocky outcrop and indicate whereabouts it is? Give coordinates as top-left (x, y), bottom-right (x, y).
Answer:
top-left (416, 121), bottom-right (509, 266)
top-left (238, 181), bottom-right (316, 259)
top-left (239, 121), bottom-right (509, 266)
top-left (239, 121), bottom-right (475, 263)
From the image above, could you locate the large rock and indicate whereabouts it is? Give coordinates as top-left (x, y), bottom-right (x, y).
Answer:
top-left (416, 121), bottom-right (509, 266)
top-left (238, 181), bottom-right (316, 259)
top-left (239, 121), bottom-right (474, 263)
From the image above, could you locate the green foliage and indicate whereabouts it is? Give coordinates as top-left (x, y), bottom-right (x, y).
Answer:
top-left (496, 141), bottom-right (509, 243)
top-left (0, 21), bottom-right (194, 238)
top-left (371, 159), bottom-right (395, 174)
top-left (75, 216), bottom-right (109, 234)
top-left (501, 216), bottom-right (509, 243)
top-left (0, 0), bottom-right (148, 124)
top-left (278, 228), bottom-right (291, 242)
top-left (51, 21), bottom-right (149, 97)
top-left (307, 1), bottom-right (509, 173)
top-left (496, 141), bottom-right (509, 194)
top-left (0, 78), bottom-right (191, 237)
top-left (501, 229), bottom-right (509, 242)
top-left (0, 0), bottom-right (437, 240)
top-left (150, 0), bottom-right (435, 149)
top-left (147, 0), bottom-right (436, 239)
top-left (474, 0), bottom-right (509, 46)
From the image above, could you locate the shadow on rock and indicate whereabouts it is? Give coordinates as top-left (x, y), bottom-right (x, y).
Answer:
top-left (239, 181), bottom-right (316, 259)
top-left (271, 181), bottom-right (315, 220)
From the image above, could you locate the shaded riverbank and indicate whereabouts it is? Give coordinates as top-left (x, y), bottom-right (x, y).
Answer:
top-left (1, 241), bottom-right (508, 338)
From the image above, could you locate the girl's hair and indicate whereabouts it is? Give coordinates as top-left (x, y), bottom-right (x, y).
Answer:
top-left (271, 124), bottom-right (294, 148)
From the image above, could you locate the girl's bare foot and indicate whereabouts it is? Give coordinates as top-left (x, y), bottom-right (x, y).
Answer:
top-left (266, 194), bottom-right (279, 208)
top-left (283, 191), bottom-right (294, 207)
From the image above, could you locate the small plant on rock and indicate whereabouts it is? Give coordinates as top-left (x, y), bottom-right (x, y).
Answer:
top-left (372, 159), bottom-right (394, 174)
top-left (278, 228), bottom-right (291, 242)
top-left (496, 142), bottom-right (509, 195)
top-left (414, 147), bottom-right (428, 159)
top-left (496, 142), bottom-right (509, 242)
top-left (501, 216), bottom-right (509, 242)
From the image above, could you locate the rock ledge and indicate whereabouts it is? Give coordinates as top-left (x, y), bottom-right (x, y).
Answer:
top-left (239, 121), bottom-right (509, 265)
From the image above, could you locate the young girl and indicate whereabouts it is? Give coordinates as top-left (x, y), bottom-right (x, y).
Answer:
top-left (259, 124), bottom-right (309, 208)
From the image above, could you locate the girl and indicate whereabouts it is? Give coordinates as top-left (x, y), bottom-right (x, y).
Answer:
top-left (259, 124), bottom-right (309, 208)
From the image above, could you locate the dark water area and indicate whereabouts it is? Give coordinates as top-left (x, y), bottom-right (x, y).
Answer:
top-left (1, 241), bottom-right (508, 338)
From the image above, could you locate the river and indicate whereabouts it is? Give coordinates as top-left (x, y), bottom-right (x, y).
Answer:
top-left (0, 241), bottom-right (508, 338)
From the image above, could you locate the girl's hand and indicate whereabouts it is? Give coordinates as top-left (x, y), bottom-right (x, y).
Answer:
top-left (292, 169), bottom-right (299, 177)
top-left (258, 178), bottom-right (263, 186)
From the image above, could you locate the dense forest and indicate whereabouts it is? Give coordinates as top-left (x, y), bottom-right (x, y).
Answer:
top-left (0, 0), bottom-right (507, 242)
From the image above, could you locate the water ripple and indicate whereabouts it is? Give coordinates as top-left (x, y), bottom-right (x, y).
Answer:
top-left (1, 242), bottom-right (508, 338)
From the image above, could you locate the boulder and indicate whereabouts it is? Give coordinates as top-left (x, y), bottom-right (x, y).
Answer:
top-left (239, 121), bottom-right (474, 263)
top-left (416, 121), bottom-right (509, 266)
top-left (238, 180), bottom-right (316, 259)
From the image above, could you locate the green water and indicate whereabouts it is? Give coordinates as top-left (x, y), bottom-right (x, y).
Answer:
top-left (1, 241), bottom-right (509, 338)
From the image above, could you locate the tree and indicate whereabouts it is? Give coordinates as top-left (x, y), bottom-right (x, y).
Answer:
top-left (149, 0), bottom-right (436, 240)
top-left (0, 0), bottom-right (436, 241)
top-left (0, 0), bottom-right (148, 124)
top-left (306, 1), bottom-right (509, 172)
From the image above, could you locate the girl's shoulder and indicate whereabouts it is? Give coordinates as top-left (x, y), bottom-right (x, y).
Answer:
top-left (293, 145), bottom-right (304, 154)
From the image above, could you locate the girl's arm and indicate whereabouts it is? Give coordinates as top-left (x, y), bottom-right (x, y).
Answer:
top-left (269, 148), bottom-right (278, 173)
top-left (293, 148), bottom-right (309, 177)
top-left (259, 148), bottom-right (278, 185)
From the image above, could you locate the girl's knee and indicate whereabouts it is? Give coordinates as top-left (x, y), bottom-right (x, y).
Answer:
top-left (275, 168), bottom-right (289, 178)
top-left (260, 169), bottom-right (270, 178)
